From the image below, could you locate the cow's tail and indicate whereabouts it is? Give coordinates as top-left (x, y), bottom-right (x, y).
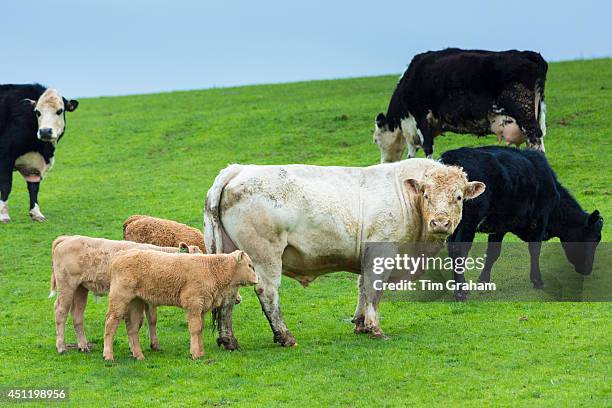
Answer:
top-left (49, 236), bottom-right (69, 298)
top-left (122, 215), bottom-right (144, 239)
top-left (204, 164), bottom-right (243, 254)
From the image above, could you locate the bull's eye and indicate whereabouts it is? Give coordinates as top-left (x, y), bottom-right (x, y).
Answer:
top-left (56, 108), bottom-right (64, 115)
top-left (457, 195), bottom-right (462, 201)
top-left (34, 110), bottom-right (41, 117)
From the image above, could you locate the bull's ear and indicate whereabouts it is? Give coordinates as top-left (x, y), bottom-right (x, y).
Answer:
top-left (64, 99), bottom-right (79, 112)
top-left (464, 181), bottom-right (486, 200)
top-left (179, 242), bottom-right (189, 253)
top-left (22, 98), bottom-right (37, 108)
top-left (588, 210), bottom-right (602, 226)
top-left (404, 179), bottom-right (422, 195)
top-left (235, 250), bottom-right (243, 264)
top-left (375, 112), bottom-right (387, 129)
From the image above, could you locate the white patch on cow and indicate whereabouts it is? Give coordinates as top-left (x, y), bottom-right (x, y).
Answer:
top-left (0, 200), bottom-right (10, 223)
top-left (400, 114), bottom-right (425, 159)
top-left (29, 203), bottom-right (46, 222)
top-left (14, 152), bottom-right (52, 181)
top-left (539, 100), bottom-right (547, 138)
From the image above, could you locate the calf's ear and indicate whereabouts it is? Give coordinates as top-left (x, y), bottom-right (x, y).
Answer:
top-left (64, 99), bottom-right (79, 112)
top-left (404, 179), bottom-right (423, 195)
top-left (375, 113), bottom-right (387, 129)
top-left (235, 250), bottom-right (243, 263)
top-left (179, 242), bottom-right (189, 253)
top-left (464, 181), bottom-right (486, 200)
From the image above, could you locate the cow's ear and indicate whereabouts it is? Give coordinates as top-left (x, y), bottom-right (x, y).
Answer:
top-left (375, 113), bottom-right (387, 129)
top-left (587, 210), bottom-right (602, 226)
top-left (22, 98), bottom-right (37, 108)
top-left (404, 178), bottom-right (422, 195)
top-left (179, 242), bottom-right (189, 253)
top-left (464, 181), bottom-right (486, 200)
top-left (64, 99), bottom-right (79, 112)
top-left (236, 250), bottom-right (243, 264)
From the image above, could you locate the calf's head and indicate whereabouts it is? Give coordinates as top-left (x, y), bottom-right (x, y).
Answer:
top-left (405, 166), bottom-right (486, 238)
top-left (25, 88), bottom-right (79, 143)
top-left (374, 113), bottom-right (406, 163)
top-left (232, 251), bottom-right (258, 286)
top-left (179, 242), bottom-right (203, 254)
top-left (561, 210), bottom-right (603, 275)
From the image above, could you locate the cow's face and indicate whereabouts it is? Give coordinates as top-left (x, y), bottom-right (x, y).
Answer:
top-left (26, 89), bottom-right (79, 143)
top-left (405, 166), bottom-right (486, 238)
top-left (233, 251), bottom-right (258, 286)
top-left (374, 113), bottom-right (405, 163)
top-left (561, 210), bottom-right (603, 275)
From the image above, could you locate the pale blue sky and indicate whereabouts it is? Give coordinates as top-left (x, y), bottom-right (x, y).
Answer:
top-left (1, 0), bottom-right (610, 97)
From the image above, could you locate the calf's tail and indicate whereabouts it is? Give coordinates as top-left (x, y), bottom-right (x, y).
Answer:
top-left (49, 235), bottom-right (69, 299)
top-left (204, 164), bottom-right (242, 254)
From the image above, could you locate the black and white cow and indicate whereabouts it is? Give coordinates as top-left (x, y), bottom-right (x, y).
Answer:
top-left (0, 84), bottom-right (78, 222)
top-left (440, 146), bottom-right (603, 300)
top-left (374, 49), bottom-right (548, 162)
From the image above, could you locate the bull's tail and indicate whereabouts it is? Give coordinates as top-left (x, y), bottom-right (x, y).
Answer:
top-left (204, 164), bottom-right (242, 254)
top-left (49, 236), bottom-right (70, 299)
top-left (122, 215), bottom-right (145, 239)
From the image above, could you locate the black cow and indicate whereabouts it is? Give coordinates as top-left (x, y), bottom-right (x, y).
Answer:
top-left (440, 146), bottom-right (603, 300)
top-left (0, 84), bottom-right (78, 222)
top-left (374, 48), bottom-right (548, 162)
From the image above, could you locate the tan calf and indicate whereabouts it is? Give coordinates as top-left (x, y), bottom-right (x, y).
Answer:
top-left (123, 215), bottom-right (206, 252)
top-left (50, 235), bottom-right (201, 354)
top-left (103, 250), bottom-right (257, 361)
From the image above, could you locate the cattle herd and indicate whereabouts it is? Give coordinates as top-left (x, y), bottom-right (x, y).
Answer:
top-left (0, 48), bottom-right (604, 361)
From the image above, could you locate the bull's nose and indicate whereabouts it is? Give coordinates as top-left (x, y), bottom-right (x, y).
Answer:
top-left (430, 219), bottom-right (451, 232)
top-left (38, 128), bottom-right (53, 138)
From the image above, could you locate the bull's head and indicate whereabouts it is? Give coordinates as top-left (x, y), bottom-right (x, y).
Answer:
top-left (374, 113), bottom-right (406, 163)
top-left (405, 166), bottom-right (485, 238)
top-left (24, 88), bottom-right (79, 143)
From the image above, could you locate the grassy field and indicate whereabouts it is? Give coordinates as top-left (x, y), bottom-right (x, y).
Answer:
top-left (0, 58), bottom-right (610, 407)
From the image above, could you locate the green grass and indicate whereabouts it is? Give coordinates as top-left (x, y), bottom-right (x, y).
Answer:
top-left (0, 58), bottom-right (611, 407)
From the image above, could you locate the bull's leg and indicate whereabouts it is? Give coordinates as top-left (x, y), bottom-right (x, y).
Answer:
top-left (186, 307), bottom-right (204, 359)
top-left (528, 241), bottom-right (544, 289)
top-left (126, 299), bottom-right (145, 360)
top-left (362, 280), bottom-right (386, 339)
top-left (54, 285), bottom-right (75, 354)
top-left (215, 299), bottom-right (239, 350)
top-left (478, 233), bottom-right (505, 283)
top-left (352, 275), bottom-right (367, 333)
top-left (27, 181), bottom-right (46, 222)
top-left (103, 293), bottom-right (131, 361)
top-left (144, 304), bottom-right (161, 351)
top-left (71, 285), bottom-right (90, 352)
top-left (0, 161), bottom-right (13, 223)
top-left (255, 260), bottom-right (296, 347)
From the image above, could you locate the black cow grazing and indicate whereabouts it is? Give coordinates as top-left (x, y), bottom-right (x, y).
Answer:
top-left (374, 48), bottom-right (548, 162)
top-left (0, 84), bottom-right (78, 223)
top-left (440, 146), bottom-right (603, 300)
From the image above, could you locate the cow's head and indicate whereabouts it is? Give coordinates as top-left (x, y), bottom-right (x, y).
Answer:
top-left (560, 210), bottom-right (603, 275)
top-left (374, 113), bottom-right (405, 163)
top-left (405, 166), bottom-right (486, 238)
top-left (233, 250), bottom-right (258, 286)
top-left (24, 88), bottom-right (78, 143)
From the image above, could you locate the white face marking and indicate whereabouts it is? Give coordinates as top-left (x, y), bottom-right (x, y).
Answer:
top-left (0, 200), bottom-right (10, 223)
top-left (33, 89), bottom-right (66, 143)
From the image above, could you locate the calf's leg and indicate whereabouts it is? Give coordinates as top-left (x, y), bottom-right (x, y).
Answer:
top-left (126, 299), bottom-right (145, 360)
top-left (27, 181), bottom-right (46, 222)
top-left (145, 304), bottom-right (161, 351)
top-left (54, 285), bottom-right (75, 354)
top-left (103, 293), bottom-right (131, 361)
top-left (447, 227), bottom-right (477, 301)
top-left (186, 308), bottom-right (204, 359)
top-left (71, 285), bottom-right (90, 352)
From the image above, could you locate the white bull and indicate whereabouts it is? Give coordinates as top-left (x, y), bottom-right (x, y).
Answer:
top-left (204, 159), bottom-right (485, 347)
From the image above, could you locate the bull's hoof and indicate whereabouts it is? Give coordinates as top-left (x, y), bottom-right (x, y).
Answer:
top-left (216, 336), bottom-right (239, 351)
top-left (352, 316), bottom-right (367, 334)
top-left (532, 281), bottom-right (545, 289)
top-left (354, 324), bottom-right (367, 334)
top-left (365, 326), bottom-right (388, 340)
top-left (454, 290), bottom-right (469, 302)
top-left (274, 331), bottom-right (297, 347)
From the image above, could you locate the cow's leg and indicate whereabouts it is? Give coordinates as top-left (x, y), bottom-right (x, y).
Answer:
top-left (54, 285), bottom-right (75, 354)
top-left (186, 307), bottom-right (204, 359)
top-left (478, 233), bottom-right (505, 283)
top-left (500, 85), bottom-right (543, 151)
top-left (255, 258), bottom-right (296, 347)
top-left (528, 241), bottom-right (544, 289)
top-left (418, 120), bottom-right (435, 159)
top-left (144, 304), bottom-right (161, 351)
top-left (447, 226), bottom-right (477, 301)
top-left (71, 285), bottom-right (90, 352)
top-left (352, 275), bottom-right (367, 333)
top-left (27, 181), bottom-right (46, 222)
top-left (103, 293), bottom-right (131, 361)
top-left (0, 160), bottom-right (14, 223)
top-left (126, 299), bottom-right (145, 360)
top-left (215, 298), bottom-right (239, 350)
top-left (360, 275), bottom-right (386, 338)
